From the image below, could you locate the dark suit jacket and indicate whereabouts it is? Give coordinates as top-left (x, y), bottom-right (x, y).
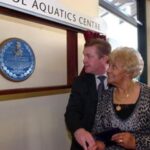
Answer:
top-left (64, 73), bottom-right (98, 150)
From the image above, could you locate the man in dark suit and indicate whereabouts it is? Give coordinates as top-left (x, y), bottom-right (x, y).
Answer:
top-left (65, 38), bottom-right (111, 150)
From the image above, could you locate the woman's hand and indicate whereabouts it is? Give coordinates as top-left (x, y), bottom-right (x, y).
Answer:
top-left (111, 132), bottom-right (136, 149)
top-left (87, 141), bottom-right (105, 150)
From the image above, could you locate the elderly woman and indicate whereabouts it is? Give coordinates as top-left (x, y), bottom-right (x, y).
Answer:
top-left (89, 47), bottom-right (150, 150)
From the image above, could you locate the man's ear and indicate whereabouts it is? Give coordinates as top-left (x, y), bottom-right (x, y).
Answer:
top-left (102, 55), bottom-right (109, 63)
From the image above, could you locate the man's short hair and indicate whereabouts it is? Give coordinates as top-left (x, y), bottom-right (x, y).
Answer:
top-left (84, 38), bottom-right (111, 57)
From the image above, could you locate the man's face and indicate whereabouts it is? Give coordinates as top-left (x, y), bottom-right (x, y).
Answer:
top-left (83, 45), bottom-right (107, 75)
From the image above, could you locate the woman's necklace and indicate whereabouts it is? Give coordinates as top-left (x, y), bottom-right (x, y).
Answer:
top-left (114, 91), bottom-right (126, 111)
top-left (114, 82), bottom-right (135, 111)
top-left (116, 104), bottom-right (122, 111)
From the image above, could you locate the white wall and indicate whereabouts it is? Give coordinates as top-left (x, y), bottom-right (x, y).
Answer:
top-left (0, 13), bottom-right (70, 150)
top-left (0, 14), bottom-right (67, 89)
top-left (60, 0), bottom-right (98, 16)
top-left (0, 94), bottom-right (70, 150)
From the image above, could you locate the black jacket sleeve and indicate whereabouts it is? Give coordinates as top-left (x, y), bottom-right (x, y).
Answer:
top-left (64, 74), bottom-right (97, 135)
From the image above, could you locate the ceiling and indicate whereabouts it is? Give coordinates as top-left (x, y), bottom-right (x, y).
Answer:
top-left (99, 0), bottom-right (137, 26)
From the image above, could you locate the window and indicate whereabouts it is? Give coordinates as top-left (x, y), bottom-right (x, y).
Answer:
top-left (99, 0), bottom-right (147, 83)
top-left (99, 0), bottom-right (137, 49)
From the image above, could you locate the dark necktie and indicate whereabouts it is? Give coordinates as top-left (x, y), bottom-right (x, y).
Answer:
top-left (97, 76), bottom-right (106, 96)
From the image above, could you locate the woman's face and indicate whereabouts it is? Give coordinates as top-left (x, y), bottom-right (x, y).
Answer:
top-left (107, 60), bottom-right (126, 86)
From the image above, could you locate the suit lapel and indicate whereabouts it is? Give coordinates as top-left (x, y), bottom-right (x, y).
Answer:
top-left (88, 75), bottom-right (98, 102)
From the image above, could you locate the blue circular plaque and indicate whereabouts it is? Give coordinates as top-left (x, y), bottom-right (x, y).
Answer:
top-left (0, 38), bottom-right (35, 81)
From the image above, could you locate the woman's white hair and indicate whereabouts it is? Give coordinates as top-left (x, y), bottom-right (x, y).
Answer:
top-left (109, 47), bottom-right (144, 78)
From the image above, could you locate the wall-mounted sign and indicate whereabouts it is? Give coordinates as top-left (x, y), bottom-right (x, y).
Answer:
top-left (0, 38), bottom-right (35, 81)
top-left (0, 0), bottom-right (101, 32)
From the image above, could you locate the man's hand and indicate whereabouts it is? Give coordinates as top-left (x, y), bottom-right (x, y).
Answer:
top-left (88, 141), bottom-right (105, 150)
top-left (74, 128), bottom-right (96, 150)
